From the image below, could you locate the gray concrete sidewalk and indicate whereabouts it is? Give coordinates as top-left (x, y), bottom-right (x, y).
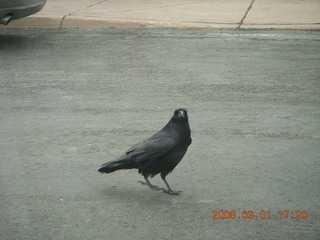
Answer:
top-left (1, 0), bottom-right (320, 29)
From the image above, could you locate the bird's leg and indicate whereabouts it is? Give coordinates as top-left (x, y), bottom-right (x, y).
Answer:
top-left (161, 176), bottom-right (181, 195)
top-left (139, 176), bottom-right (163, 191)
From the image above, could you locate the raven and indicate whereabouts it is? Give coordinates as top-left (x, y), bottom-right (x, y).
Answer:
top-left (98, 108), bottom-right (192, 195)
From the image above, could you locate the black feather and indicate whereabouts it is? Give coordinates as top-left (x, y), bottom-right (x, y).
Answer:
top-left (98, 108), bottom-right (192, 194)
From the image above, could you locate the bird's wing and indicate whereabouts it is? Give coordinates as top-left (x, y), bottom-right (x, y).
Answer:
top-left (125, 133), bottom-right (176, 163)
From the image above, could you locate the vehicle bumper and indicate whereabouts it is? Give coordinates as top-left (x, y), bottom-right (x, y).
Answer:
top-left (0, 0), bottom-right (47, 22)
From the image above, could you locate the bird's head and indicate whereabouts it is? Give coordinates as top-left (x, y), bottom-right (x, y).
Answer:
top-left (161, 108), bottom-right (191, 144)
top-left (172, 108), bottom-right (189, 123)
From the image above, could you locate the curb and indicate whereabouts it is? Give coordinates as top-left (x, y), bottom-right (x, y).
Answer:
top-left (1, 16), bottom-right (320, 30)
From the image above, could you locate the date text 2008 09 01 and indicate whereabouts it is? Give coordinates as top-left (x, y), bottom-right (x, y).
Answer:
top-left (212, 210), bottom-right (309, 220)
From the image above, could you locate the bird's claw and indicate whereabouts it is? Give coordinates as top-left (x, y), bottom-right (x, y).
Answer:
top-left (138, 180), bottom-right (181, 195)
top-left (162, 189), bottom-right (182, 195)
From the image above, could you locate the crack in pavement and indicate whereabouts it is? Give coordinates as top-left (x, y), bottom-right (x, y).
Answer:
top-left (59, 0), bottom-right (109, 29)
top-left (58, 1), bottom-right (218, 28)
top-left (238, 0), bottom-right (255, 28)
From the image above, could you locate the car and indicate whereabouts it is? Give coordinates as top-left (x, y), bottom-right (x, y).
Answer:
top-left (0, 0), bottom-right (47, 25)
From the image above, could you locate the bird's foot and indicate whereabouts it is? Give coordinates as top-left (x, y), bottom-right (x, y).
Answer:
top-left (138, 180), bottom-right (181, 195)
top-left (162, 189), bottom-right (182, 196)
top-left (138, 181), bottom-right (163, 191)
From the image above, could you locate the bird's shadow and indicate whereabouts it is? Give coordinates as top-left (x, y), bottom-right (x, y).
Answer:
top-left (99, 183), bottom-right (182, 206)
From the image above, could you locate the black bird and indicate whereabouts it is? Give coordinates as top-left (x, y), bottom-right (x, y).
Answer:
top-left (98, 108), bottom-right (192, 195)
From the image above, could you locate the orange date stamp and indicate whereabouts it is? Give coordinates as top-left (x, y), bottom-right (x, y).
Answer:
top-left (212, 210), bottom-right (309, 220)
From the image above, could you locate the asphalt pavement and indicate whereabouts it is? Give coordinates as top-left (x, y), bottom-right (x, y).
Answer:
top-left (0, 29), bottom-right (320, 240)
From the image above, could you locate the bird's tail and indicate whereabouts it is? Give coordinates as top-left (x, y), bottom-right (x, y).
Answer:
top-left (98, 155), bottom-right (137, 173)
